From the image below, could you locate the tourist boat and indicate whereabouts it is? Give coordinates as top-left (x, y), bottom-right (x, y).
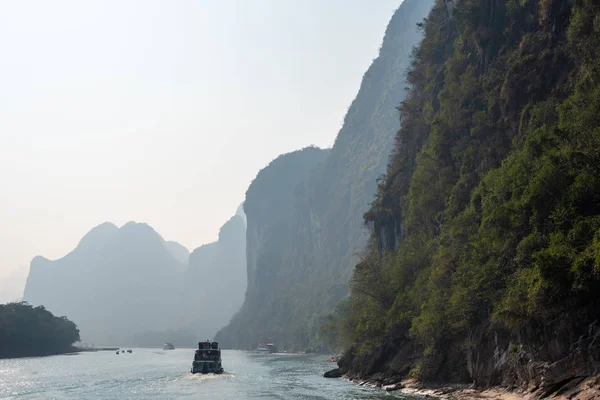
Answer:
top-left (256, 343), bottom-right (278, 353)
top-left (163, 342), bottom-right (175, 350)
top-left (191, 341), bottom-right (224, 374)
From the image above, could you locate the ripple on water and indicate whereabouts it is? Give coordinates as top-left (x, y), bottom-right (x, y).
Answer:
top-left (176, 372), bottom-right (234, 382)
top-left (0, 350), bottom-right (420, 399)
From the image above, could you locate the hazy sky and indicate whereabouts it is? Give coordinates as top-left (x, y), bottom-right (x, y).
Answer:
top-left (0, 0), bottom-right (402, 301)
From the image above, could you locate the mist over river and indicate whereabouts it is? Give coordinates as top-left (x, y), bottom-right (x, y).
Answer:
top-left (0, 349), bottom-right (416, 399)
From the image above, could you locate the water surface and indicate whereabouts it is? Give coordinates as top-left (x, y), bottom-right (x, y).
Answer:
top-left (0, 349), bottom-right (415, 399)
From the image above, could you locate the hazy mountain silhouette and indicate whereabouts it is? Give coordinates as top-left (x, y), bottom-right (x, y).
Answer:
top-left (164, 241), bottom-right (190, 267)
top-left (24, 217), bottom-right (245, 346)
top-left (0, 265), bottom-right (29, 303)
top-left (179, 215), bottom-right (246, 339)
top-left (235, 202), bottom-right (247, 227)
top-left (23, 222), bottom-right (183, 344)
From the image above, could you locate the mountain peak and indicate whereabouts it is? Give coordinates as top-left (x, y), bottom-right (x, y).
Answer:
top-left (30, 255), bottom-right (51, 267)
top-left (77, 222), bottom-right (119, 250)
top-left (120, 221), bottom-right (152, 231)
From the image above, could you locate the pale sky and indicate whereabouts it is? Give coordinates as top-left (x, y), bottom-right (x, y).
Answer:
top-left (0, 0), bottom-right (402, 302)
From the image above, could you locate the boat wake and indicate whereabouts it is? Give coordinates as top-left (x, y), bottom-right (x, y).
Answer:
top-left (178, 372), bottom-right (233, 382)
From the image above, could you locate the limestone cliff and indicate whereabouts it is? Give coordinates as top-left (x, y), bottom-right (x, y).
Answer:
top-left (217, 0), bottom-right (433, 350)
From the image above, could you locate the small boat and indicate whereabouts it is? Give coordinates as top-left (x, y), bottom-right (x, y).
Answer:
top-left (115, 351), bottom-right (120, 354)
top-left (256, 343), bottom-right (278, 353)
top-left (191, 340), bottom-right (223, 374)
top-left (127, 349), bottom-right (132, 353)
top-left (163, 342), bottom-right (175, 350)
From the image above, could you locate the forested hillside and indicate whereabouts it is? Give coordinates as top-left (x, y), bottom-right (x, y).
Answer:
top-left (339, 0), bottom-right (600, 393)
top-left (0, 302), bottom-right (79, 358)
top-left (217, 0), bottom-right (434, 351)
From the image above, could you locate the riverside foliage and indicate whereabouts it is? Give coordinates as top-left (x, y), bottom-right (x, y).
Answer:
top-left (0, 302), bottom-right (80, 358)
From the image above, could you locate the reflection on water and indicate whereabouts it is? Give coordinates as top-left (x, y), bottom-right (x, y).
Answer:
top-left (0, 349), bottom-right (418, 399)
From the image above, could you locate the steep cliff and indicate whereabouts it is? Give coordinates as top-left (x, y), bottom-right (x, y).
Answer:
top-left (340, 0), bottom-right (600, 393)
top-left (217, 0), bottom-right (434, 350)
top-left (216, 147), bottom-right (329, 349)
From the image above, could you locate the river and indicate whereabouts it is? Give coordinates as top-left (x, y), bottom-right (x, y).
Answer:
top-left (0, 349), bottom-right (416, 399)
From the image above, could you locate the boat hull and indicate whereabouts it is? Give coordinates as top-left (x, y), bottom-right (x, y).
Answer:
top-left (255, 343), bottom-right (278, 353)
top-left (191, 361), bottom-right (223, 374)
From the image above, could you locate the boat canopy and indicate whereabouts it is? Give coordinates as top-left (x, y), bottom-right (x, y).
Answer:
top-left (198, 341), bottom-right (219, 350)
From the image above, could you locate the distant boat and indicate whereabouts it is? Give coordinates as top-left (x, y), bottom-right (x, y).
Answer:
top-left (127, 349), bottom-right (132, 353)
top-left (163, 342), bottom-right (175, 350)
top-left (191, 340), bottom-right (224, 374)
top-left (256, 343), bottom-right (278, 353)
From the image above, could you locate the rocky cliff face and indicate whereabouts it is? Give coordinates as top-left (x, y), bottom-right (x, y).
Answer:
top-left (338, 320), bottom-right (600, 397)
top-left (217, 0), bottom-right (434, 351)
top-left (465, 320), bottom-right (600, 395)
top-left (216, 147), bottom-right (330, 349)
top-left (300, 0), bottom-right (435, 286)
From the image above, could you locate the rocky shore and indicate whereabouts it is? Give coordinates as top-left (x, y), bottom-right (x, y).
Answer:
top-left (324, 372), bottom-right (600, 400)
top-left (324, 319), bottom-right (600, 399)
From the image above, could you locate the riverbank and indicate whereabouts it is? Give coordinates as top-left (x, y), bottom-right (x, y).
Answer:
top-left (343, 377), bottom-right (600, 400)
top-left (0, 347), bottom-right (78, 359)
top-left (75, 347), bottom-right (119, 352)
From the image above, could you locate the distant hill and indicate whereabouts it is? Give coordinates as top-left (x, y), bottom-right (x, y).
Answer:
top-left (23, 218), bottom-right (245, 346)
top-left (164, 241), bottom-right (190, 266)
top-left (23, 222), bottom-right (185, 344)
top-left (0, 265), bottom-right (29, 303)
top-left (180, 215), bottom-right (246, 339)
top-left (235, 202), bottom-right (247, 227)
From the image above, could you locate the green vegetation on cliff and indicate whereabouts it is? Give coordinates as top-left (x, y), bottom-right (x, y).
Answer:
top-left (0, 302), bottom-right (80, 359)
top-left (342, 0), bottom-right (600, 386)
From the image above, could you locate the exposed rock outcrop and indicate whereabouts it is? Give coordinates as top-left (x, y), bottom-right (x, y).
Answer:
top-left (324, 368), bottom-right (343, 378)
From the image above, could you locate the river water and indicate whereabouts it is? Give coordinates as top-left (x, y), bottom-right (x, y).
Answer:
top-left (0, 349), bottom-right (416, 399)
